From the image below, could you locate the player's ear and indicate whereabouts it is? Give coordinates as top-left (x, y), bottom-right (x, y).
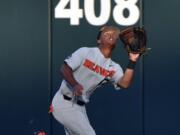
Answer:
top-left (97, 39), bottom-right (101, 44)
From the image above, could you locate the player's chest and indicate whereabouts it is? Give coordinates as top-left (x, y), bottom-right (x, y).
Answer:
top-left (82, 58), bottom-right (114, 78)
top-left (79, 53), bottom-right (116, 80)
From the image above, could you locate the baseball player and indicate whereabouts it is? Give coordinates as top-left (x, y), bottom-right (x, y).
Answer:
top-left (51, 26), bottom-right (140, 135)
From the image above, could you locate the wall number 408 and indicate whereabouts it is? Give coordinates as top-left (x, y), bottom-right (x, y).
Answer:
top-left (55, 0), bottom-right (140, 26)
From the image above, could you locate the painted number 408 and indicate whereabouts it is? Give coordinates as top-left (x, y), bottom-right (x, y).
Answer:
top-left (55, 0), bottom-right (140, 26)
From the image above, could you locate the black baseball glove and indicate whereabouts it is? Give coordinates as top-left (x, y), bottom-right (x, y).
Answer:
top-left (119, 27), bottom-right (147, 54)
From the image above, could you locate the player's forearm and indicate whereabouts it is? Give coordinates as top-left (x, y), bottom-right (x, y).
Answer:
top-left (118, 53), bottom-right (140, 89)
top-left (118, 68), bottom-right (135, 89)
top-left (60, 63), bottom-right (79, 87)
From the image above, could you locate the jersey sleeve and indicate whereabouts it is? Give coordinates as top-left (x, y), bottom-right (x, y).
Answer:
top-left (64, 47), bottom-right (88, 71)
top-left (111, 64), bottom-right (124, 90)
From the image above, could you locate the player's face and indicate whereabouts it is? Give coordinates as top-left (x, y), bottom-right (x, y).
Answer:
top-left (99, 29), bottom-right (120, 47)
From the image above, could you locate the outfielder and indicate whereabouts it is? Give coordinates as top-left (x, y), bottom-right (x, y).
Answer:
top-left (51, 26), bottom-right (146, 135)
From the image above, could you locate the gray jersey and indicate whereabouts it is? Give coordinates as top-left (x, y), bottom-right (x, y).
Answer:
top-left (59, 47), bottom-right (124, 103)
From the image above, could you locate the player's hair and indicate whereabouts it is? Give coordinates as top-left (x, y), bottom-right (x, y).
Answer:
top-left (96, 26), bottom-right (120, 41)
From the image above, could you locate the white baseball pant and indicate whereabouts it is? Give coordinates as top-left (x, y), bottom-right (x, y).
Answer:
top-left (52, 91), bottom-right (96, 135)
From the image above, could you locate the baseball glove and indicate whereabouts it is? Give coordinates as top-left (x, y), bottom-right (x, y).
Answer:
top-left (119, 27), bottom-right (147, 54)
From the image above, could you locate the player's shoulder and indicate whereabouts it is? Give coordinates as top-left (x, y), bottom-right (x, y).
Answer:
top-left (78, 46), bottom-right (98, 53)
top-left (110, 59), bottom-right (119, 66)
top-left (77, 46), bottom-right (96, 51)
top-left (110, 60), bottom-right (122, 69)
top-left (74, 47), bottom-right (89, 54)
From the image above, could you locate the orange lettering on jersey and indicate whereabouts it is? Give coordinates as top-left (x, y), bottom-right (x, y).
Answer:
top-left (109, 70), bottom-right (115, 78)
top-left (83, 59), bottom-right (115, 78)
top-left (93, 65), bottom-right (100, 73)
top-left (83, 59), bottom-right (95, 70)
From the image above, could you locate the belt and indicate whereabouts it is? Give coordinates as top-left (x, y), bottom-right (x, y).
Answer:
top-left (63, 95), bottom-right (86, 106)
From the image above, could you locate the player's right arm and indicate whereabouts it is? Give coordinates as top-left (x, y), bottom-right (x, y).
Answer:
top-left (60, 63), bottom-right (83, 96)
top-left (60, 47), bottom-right (88, 96)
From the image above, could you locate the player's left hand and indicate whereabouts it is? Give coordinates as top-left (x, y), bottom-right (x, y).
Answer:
top-left (129, 53), bottom-right (140, 62)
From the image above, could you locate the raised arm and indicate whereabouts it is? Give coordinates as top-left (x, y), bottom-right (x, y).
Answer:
top-left (117, 53), bottom-right (140, 89)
